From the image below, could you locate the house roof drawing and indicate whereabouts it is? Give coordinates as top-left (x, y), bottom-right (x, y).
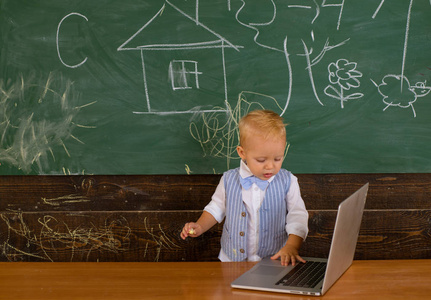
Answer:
top-left (117, 0), bottom-right (242, 115)
top-left (118, 1), bottom-right (240, 52)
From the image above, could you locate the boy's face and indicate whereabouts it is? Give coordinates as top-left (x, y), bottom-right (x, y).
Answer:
top-left (237, 134), bottom-right (286, 181)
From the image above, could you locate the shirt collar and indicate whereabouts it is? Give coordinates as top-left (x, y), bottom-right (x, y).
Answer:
top-left (239, 160), bottom-right (275, 183)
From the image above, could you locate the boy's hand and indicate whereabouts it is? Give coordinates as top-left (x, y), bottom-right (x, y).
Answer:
top-left (180, 222), bottom-right (202, 240)
top-left (180, 211), bottom-right (218, 240)
top-left (270, 244), bottom-right (306, 266)
top-left (270, 234), bottom-right (306, 266)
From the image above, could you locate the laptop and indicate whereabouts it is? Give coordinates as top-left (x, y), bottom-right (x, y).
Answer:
top-left (231, 183), bottom-right (369, 296)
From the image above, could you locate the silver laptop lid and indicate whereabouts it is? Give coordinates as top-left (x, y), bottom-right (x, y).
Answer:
top-left (321, 183), bottom-right (368, 294)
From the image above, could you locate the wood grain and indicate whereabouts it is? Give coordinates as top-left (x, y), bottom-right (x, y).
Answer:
top-left (1, 174), bottom-right (430, 261)
top-left (1, 260), bottom-right (431, 299)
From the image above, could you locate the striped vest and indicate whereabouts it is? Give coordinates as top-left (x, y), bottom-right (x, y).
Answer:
top-left (220, 168), bottom-right (291, 261)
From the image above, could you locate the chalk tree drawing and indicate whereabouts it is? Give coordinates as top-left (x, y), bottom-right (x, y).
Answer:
top-left (0, 72), bottom-right (95, 174)
top-left (235, 0), bottom-right (350, 111)
top-left (324, 59), bottom-right (364, 108)
top-left (189, 91), bottom-right (286, 170)
top-left (370, 0), bottom-right (431, 117)
top-left (118, 0), bottom-right (242, 115)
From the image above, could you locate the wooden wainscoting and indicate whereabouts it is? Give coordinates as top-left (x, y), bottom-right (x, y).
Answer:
top-left (0, 174), bottom-right (430, 262)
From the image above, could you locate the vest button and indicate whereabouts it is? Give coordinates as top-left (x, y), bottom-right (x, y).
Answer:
top-left (239, 231), bottom-right (245, 236)
top-left (240, 249), bottom-right (245, 253)
top-left (241, 212), bottom-right (246, 217)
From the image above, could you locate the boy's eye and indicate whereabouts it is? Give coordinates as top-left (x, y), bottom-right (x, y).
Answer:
top-left (256, 159), bottom-right (265, 163)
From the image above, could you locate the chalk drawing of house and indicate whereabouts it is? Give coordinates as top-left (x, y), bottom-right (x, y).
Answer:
top-left (117, 0), bottom-right (242, 115)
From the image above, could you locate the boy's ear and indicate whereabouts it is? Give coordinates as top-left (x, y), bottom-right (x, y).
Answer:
top-left (237, 145), bottom-right (246, 160)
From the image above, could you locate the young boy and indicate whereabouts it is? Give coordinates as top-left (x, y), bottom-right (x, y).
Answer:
top-left (181, 110), bottom-right (308, 266)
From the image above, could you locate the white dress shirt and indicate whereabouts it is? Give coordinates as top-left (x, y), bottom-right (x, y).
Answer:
top-left (204, 160), bottom-right (309, 262)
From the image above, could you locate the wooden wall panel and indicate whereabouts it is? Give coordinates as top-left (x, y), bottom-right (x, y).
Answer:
top-left (1, 174), bottom-right (430, 262)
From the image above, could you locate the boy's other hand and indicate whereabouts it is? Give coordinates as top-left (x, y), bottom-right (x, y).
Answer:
top-left (180, 222), bottom-right (201, 240)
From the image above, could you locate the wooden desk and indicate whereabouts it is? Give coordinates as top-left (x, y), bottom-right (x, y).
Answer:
top-left (0, 260), bottom-right (429, 299)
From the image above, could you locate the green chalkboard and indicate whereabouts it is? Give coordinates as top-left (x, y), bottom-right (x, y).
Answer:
top-left (1, 0), bottom-right (430, 175)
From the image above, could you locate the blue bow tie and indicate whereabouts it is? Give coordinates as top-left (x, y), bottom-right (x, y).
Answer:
top-left (240, 176), bottom-right (269, 190)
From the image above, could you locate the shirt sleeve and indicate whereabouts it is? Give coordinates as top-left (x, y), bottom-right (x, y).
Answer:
top-left (203, 175), bottom-right (226, 223)
top-left (285, 174), bottom-right (309, 240)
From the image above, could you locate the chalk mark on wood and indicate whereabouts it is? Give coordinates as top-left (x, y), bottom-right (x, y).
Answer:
top-left (1, 211), bottom-right (131, 262)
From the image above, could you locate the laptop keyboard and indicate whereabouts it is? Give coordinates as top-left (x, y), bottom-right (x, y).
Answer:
top-left (276, 261), bottom-right (327, 288)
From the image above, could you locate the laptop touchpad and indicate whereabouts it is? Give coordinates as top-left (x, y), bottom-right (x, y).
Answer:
top-left (251, 266), bottom-right (286, 276)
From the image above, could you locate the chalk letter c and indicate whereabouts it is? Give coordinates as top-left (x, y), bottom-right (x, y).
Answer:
top-left (56, 12), bottom-right (89, 69)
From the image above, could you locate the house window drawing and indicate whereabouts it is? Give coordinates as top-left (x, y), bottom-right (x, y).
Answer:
top-left (117, 0), bottom-right (242, 115)
top-left (169, 60), bottom-right (201, 90)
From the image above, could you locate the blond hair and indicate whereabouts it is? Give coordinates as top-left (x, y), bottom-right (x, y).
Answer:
top-left (238, 110), bottom-right (286, 147)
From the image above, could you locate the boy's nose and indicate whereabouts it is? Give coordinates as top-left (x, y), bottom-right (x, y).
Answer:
top-left (265, 161), bottom-right (274, 170)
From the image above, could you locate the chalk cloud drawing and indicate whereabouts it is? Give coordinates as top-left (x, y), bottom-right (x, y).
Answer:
top-left (0, 72), bottom-right (96, 174)
top-left (372, 75), bottom-right (430, 117)
top-left (370, 0), bottom-right (431, 117)
top-left (118, 0), bottom-right (242, 115)
top-left (324, 59), bottom-right (364, 108)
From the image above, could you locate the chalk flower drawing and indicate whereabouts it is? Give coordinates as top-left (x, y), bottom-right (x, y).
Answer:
top-left (0, 72), bottom-right (95, 174)
top-left (324, 59), bottom-right (364, 108)
top-left (372, 74), bottom-right (431, 118)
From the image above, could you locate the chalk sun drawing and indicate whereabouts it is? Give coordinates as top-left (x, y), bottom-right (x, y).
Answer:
top-left (0, 72), bottom-right (96, 174)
